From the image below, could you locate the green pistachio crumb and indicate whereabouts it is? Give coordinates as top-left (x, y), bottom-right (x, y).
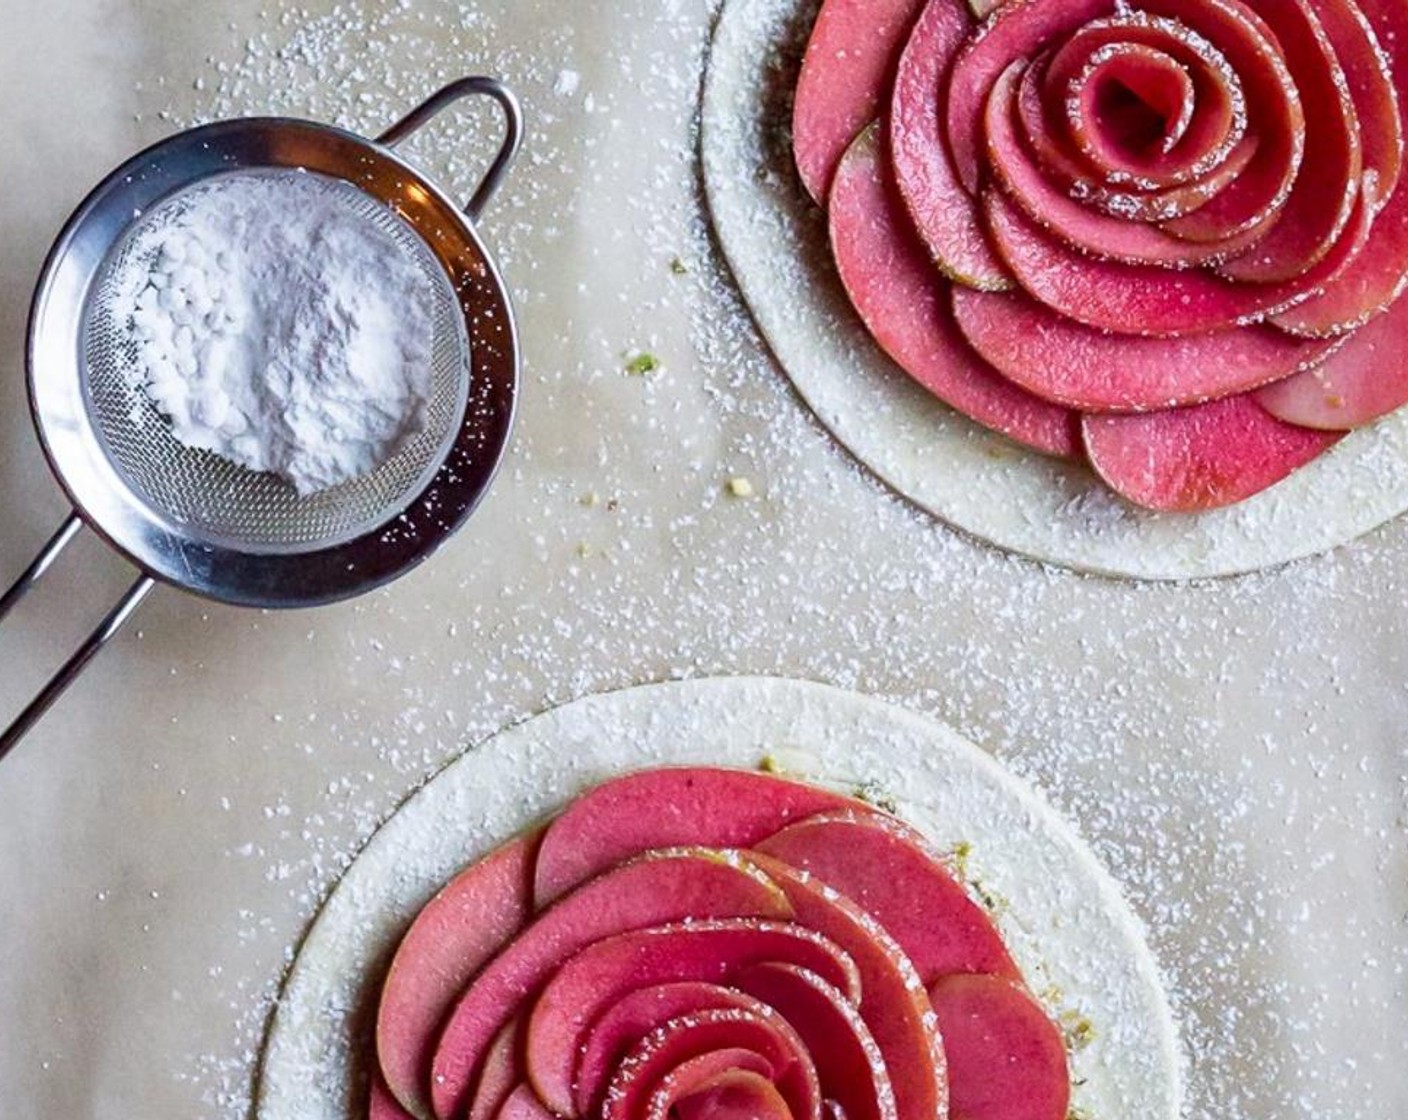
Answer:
top-left (854, 779), bottom-right (898, 815)
top-left (625, 351), bottom-right (661, 376)
top-left (1060, 1011), bottom-right (1097, 1051)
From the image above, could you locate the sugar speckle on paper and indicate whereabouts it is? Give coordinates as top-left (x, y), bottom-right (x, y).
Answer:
top-left (7, 4), bottom-right (1403, 1120)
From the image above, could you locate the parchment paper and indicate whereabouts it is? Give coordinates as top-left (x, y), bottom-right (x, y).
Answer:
top-left (0, 3), bottom-right (1404, 1119)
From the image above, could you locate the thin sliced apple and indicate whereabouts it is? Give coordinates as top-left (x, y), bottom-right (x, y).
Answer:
top-left (573, 984), bottom-right (758, 1116)
top-left (1213, 0), bottom-right (1360, 283)
top-left (524, 920), bottom-right (861, 1119)
top-left (889, 0), bottom-right (1013, 289)
top-left (793, 0), bottom-right (928, 203)
top-left (467, 1018), bottom-right (524, 1120)
top-left (672, 1071), bottom-right (795, 1120)
top-left (983, 188), bottom-right (1371, 336)
top-left (757, 809), bottom-right (1018, 983)
top-left (602, 1010), bottom-right (820, 1120)
top-left (929, 975), bottom-right (1070, 1120)
top-left (832, 126), bottom-right (1081, 457)
top-left (745, 853), bottom-right (947, 1120)
top-left (431, 850), bottom-right (791, 1120)
top-left (1257, 291), bottom-right (1408, 429)
top-left (376, 831), bottom-right (538, 1119)
top-left (371, 1075), bottom-right (418, 1120)
top-left (987, 61), bottom-right (1244, 268)
top-left (944, 0), bottom-right (1111, 195)
top-left (735, 963), bottom-right (898, 1120)
top-left (952, 287), bottom-right (1338, 411)
top-left (532, 768), bottom-right (851, 907)
top-left (1083, 394), bottom-right (1341, 511)
top-left (494, 1085), bottom-right (557, 1120)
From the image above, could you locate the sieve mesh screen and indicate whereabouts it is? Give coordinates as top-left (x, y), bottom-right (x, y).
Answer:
top-left (81, 169), bottom-right (470, 554)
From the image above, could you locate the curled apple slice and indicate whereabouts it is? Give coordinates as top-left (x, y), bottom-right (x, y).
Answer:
top-left (495, 1085), bottom-right (557, 1120)
top-left (889, 0), bottom-right (1012, 289)
top-left (929, 975), bottom-right (1070, 1120)
top-left (533, 768), bottom-right (851, 907)
top-left (573, 985), bottom-right (759, 1116)
top-left (376, 831), bottom-right (537, 1119)
top-left (987, 61), bottom-right (1246, 268)
top-left (1257, 291), bottom-right (1408, 429)
top-left (984, 187), bottom-right (1371, 336)
top-left (1083, 394), bottom-right (1341, 511)
top-left (524, 920), bottom-right (862, 1119)
top-left (831, 126), bottom-right (1081, 457)
top-left (431, 850), bottom-right (791, 1120)
top-left (1213, 0), bottom-right (1360, 284)
top-left (793, 0), bottom-right (928, 203)
top-left (370, 1075), bottom-right (417, 1120)
top-left (467, 1019), bottom-right (525, 1120)
top-left (952, 287), bottom-right (1338, 411)
top-left (602, 1009), bottom-right (820, 1120)
top-left (746, 853), bottom-right (947, 1120)
top-left (944, 0), bottom-right (1111, 195)
top-left (671, 1071), bottom-right (795, 1120)
top-left (757, 808), bottom-right (1018, 983)
top-left (735, 963), bottom-right (898, 1120)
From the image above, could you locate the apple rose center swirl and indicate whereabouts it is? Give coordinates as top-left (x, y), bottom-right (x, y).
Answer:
top-left (369, 769), bottom-right (1072, 1120)
top-left (796, 0), bottom-right (1408, 512)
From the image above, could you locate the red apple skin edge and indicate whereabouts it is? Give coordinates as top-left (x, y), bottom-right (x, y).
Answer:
top-left (793, 0), bottom-right (929, 203)
top-left (929, 974), bottom-right (1072, 1120)
top-left (375, 831), bottom-right (539, 1119)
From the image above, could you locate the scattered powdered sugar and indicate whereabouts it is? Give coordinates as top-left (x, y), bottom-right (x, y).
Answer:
top-left (113, 170), bottom-right (437, 495)
top-left (9, 5), bottom-right (1402, 1120)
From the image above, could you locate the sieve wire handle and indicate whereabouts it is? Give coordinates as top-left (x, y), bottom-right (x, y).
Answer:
top-left (376, 77), bottom-right (525, 223)
top-left (0, 515), bottom-right (155, 762)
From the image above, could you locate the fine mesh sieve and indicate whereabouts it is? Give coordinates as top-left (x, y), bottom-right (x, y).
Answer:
top-left (83, 168), bottom-right (471, 553)
top-left (0, 77), bottom-right (523, 758)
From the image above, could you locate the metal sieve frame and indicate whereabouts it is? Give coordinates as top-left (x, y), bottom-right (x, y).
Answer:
top-left (1, 77), bottom-right (523, 758)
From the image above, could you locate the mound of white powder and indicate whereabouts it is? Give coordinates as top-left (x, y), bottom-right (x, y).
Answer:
top-left (115, 171), bottom-right (438, 495)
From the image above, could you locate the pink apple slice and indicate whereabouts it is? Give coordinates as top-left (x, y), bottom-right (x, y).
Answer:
top-left (944, 0), bottom-right (1111, 196)
top-left (574, 984), bottom-right (760, 1115)
top-left (1016, 55), bottom-right (1256, 225)
top-left (793, 0), bottom-right (929, 203)
top-left (1312, 0), bottom-right (1401, 205)
top-left (1213, 0), bottom-right (1360, 283)
top-left (1271, 0), bottom-right (1408, 335)
top-left (756, 808), bottom-right (1018, 984)
top-left (431, 850), bottom-right (791, 1120)
top-left (525, 920), bottom-right (862, 1119)
top-left (1257, 291), bottom-right (1408, 429)
top-left (602, 1009), bottom-right (820, 1120)
top-left (983, 186), bottom-right (1372, 336)
top-left (376, 831), bottom-right (538, 1119)
top-left (1138, 0), bottom-right (1303, 245)
top-left (494, 1085), bottom-right (557, 1120)
top-left (831, 125), bottom-right (1081, 457)
top-left (532, 767), bottom-right (852, 907)
top-left (745, 853), bottom-right (947, 1120)
top-left (929, 975), bottom-right (1070, 1120)
top-left (986, 61), bottom-right (1249, 268)
top-left (952, 287), bottom-right (1339, 412)
top-left (671, 1071), bottom-right (795, 1120)
top-left (371, 1075), bottom-right (418, 1120)
top-left (888, 0), bottom-right (1012, 290)
top-left (1038, 16), bottom-right (1246, 191)
top-left (1064, 45), bottom-right (1196, 173)
top-left (1083, 393), bottom-right (1342, 511)
top-left (467, 1018), bottom-right (524, 1120)
top-left (735, 963), bottom-right (898, 1120)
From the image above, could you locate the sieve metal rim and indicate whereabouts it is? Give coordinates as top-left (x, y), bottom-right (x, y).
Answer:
top-left (27, 86), bottom-right (519, 611)
top-left (1, 78), bottom-right (522, 760)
